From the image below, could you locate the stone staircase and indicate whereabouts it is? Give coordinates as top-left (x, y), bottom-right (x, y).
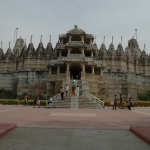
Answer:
top-left (45, 79), bottom-right (103, 109)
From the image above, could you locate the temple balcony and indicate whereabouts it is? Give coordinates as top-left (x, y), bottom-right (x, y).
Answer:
top-left (66, 41), bottom-right (84, 47)
top-left (57, 44), bottom-right (66, 49)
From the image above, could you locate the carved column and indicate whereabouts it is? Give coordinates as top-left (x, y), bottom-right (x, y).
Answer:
top-left (57, 65), bottom-right (60, 73)
top-left (81, 35), bottom-right (84, 43)
top-left (59, 51), bottom-right (61, 57)
top-left (49, 67), bottom-right (51, 74)
top-left (61, 39), bottom-right (63, 44)
top-left (82, 63), bottom-right (85, 71)
top-left (66, 63), bottom-right (70, 79)
top-left (92, 66), bottom-right (94, 74)
top-left (81, 48), bottom-right (85, 57)
top-left (69, 35), bottom-right (72, 42)
top-left (68, 48), bottom-right (71, 56)
top-left (91, 51), bottom-right (93, 57)
top-left (100, 68), bottom-right (104, 76)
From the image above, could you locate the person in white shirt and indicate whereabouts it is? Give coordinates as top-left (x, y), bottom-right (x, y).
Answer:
top-left (65, 84), bottom-right (69, 96)
top-left (47, 97), bottom-right (53, 105)
top-left (76, 85), bottom-right (79, 96)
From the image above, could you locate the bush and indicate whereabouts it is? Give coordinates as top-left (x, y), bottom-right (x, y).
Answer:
top-left (0, 99), bottom-right (47, 106)
top-left (139, 89), bottom-right (150, 101)
top-left (0, 88), bottom-right (17, 99)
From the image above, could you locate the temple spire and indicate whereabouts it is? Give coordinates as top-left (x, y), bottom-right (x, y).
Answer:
top-left (121, 36), bottom-right (122, 45)
top-left (95, 36), bottom-right (96, 43)
top-left (30, 35), bottom-right (33, 43)
top-left (135, 29), bottom-right (137, 41)
top-left (1, 41), bottom-right (2, 49)
top-left (49, 35), bottom-right (51, 43)
top-left (9, 41), bottom-right (11, 49)
top-left (112, 36), bottom-right (114, 44)
top-left (103, 36), bottom-right (105, 44)
top-left (40, 35), bottom-right (42, 43)
top-left (144, 44), bottom-right (146, 51)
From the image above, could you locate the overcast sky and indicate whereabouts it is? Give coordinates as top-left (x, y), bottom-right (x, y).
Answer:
top-left (0, 0), bottom-right (150, 54)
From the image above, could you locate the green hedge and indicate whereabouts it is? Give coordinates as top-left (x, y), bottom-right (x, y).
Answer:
top-left (103, 100), bottom-right (150, 106)
top-left (0, 99), bottom-right (47, 105)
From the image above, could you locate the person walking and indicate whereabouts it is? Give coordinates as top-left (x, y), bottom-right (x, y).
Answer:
top-left (127, 97), bottom-right (132, 110)
top-left (72, 84), bottom-right (76, 96)
top-left (76, 85), bottom-right (79, 96)
top-left (119, 94), bottom-right (123, 109)
top-left (65, 84), bottom-right (69, 96)
top-left (112, 95), bottom-right (117, 110)
top-left (60, 86), bottom-right (65, 100)
top-left (24, 93), bottom-right (28, 106)
top-left (33, 95), bottom-right (38, 108)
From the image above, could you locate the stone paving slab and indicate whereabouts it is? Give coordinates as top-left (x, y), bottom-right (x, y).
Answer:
top-left (130, 126), bottom-right (150, 145)
top-left (0, 128), bottom-right (150, 150)
top-left (0, 123), bottom-right (17, 137)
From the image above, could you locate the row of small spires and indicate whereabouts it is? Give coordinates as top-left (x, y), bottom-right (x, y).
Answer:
top-left (0, 33), bottom-right (146, 52)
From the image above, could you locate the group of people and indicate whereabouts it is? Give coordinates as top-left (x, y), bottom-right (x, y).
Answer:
top-left (60, 84), bottom-right (69, 100)
top-left (24, 93), bottom-right (40, 107)
top-left (112, 94), bottom-right (133, 110)
top-left (72, 82), bottom-right (79, 96)
top-left (60, 82), bottom-right (80, 100)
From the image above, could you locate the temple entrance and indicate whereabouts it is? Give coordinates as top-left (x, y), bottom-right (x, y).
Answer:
top-left (70, 64), bottom-right (82, 79)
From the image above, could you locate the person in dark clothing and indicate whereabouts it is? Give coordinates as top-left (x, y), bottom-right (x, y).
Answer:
top-left (127, 97), bottom-right (132, 110)
top-left (112, 95), bottom-right (117, 110)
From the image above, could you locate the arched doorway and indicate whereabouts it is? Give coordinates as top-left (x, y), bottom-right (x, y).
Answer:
top-left (70, 64), bottom-right (82, 79)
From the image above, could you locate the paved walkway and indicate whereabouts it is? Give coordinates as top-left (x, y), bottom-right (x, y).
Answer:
top-left (0, 104), bottom-right (150, 149)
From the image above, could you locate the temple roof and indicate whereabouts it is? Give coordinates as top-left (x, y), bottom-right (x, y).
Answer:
top-left (68, 25), bottom-right (86, 34)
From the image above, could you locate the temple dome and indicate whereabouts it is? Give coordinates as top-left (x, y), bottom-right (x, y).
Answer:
top-left (68, 25), bottom-right (85, 34)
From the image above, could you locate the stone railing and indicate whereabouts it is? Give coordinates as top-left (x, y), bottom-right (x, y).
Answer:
top-left (52, 93), bottom-right (61, 101)
top-left (67, 41), bottom-right (84, 46)
top-left (85, 57), bottom-right (93, 62)
top-left (49, 59), bottom-right (64, 65)
top-left (45, 93), bottom-right (61, 106)
top-left (87, 94), bottom-right (104, 107)
top-left (57, 44), bottom-right (65, 49)
top-left (94, 60), bottom-right (102, 65)
top-left (68, 54), bottom-right (85, 58)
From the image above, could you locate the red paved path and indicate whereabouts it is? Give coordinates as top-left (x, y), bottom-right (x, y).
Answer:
top-left (0, 105), bottom-right (150, 144)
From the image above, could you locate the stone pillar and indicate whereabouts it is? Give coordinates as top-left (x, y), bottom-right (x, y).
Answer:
top-left (81, 48), bottom-right (84, 55)
top-left (91, 51), bottom-right (93, 57)
top-left (69, 35), bottom-right (72, 41)
top-left (57, 65), bottom-right (60, 73)
top-left (90, 40), bottom-right (92, 45)
top-left (59, 51), bottom-right (61, 57)
top-left (61, 39), bottom-right (63, 44)
top-left (100, 68), bottom-right (104, 76)
top-left (68, 48), bottom-right (71, 56)
top-left (92, 66), bottom-right (94, 74)
top-left (49, 67), bottom-right (51, 74)
top-left (81, 35), bottom-right (84, 43)
top-left (82, 64), bottom-right (85, 71)
top-left (66, 63), bottom-right (70, 79)
top-left (67, 63), bottom-right (70, 71)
